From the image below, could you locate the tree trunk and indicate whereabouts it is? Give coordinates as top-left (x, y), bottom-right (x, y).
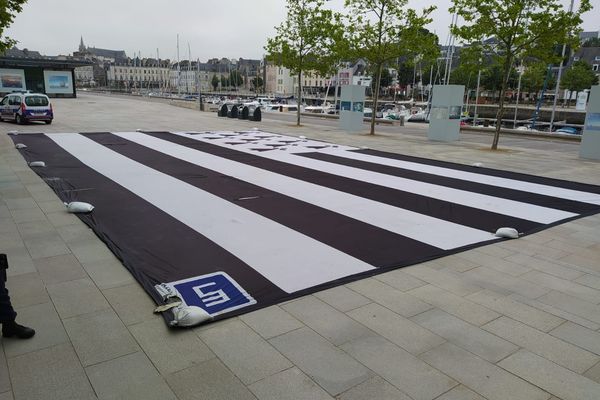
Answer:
top-left (370, 63), bottom-right (383, 135)
top-left (297, 70), bottom-right (302, 126)
top-left (492, 57), bottom-right (513, 150)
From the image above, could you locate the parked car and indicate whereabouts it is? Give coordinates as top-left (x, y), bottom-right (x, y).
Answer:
top-left (0, 92), bottom-right (53, 124)
top-left (555, 126), bottom-right (580, 135)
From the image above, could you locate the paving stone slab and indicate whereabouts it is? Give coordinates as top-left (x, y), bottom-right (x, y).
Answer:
top-left (0, 346), bottom-right (9, 393)
top-left (240, 305), bottom-right (304, 339)
top-left (33, 254), bottom-right (88, 285)
top-left (102, 283), bottom-right (157, 326)
top-left (2, 301), bottom-right (69, 359)
top-left (86, 351), bottom-right (177, 400)
top-left (407, 284), bottom-right (499, 326)
top-left (166, 358), bottom-right (256, 400)
top-left (347, 278), bottom-right (432, 317)
top-left (435, 385), bottom-right (486, 400)
top-left (499, 349), bottom-right (600, 400)
top-left (4, 272), bottom-right (49, 309)
top-left (412, 309), bottom-right (517, 363)
top-left (0, 391), bottom-right (13, 400)
top-left (537, 291), bottom-right (600, 325)
top-left (282, 296), bottom-right (372, 346)
top-left (81, 258), bottom-right (135, 290)
top-left (510, 293), bottom-right (600, 331)
top-left (520, 270), bottom-right (600, 304)
top-left (313, 285), bottom-right (372, 312)
top-left (248, 367), bottom-right (333, 400)
top-left (402, 265), bottom-right (482, 296)
top-left (584, 361), bottom-right (600, 384)
top-left (46, 277), bottom-right (109, 319)
top-left (347, 303), bottom-right (445, 355)
top-left (63, 308), bottom-right (140, 367)
top-left (269, 327), bottom-right (372, 396)
top-left (8, 343), bottom-right (96, 400)
top-left (505, 253), bottom-right (585, 281)
top-left (483, 316), bottom-right (599, 373)
top-left (550, 321), bottom-right (600, 356)
top-left (463, 267), bottom-right (550, 299)
top-left (198, 319), bottom-right (291, 385)
top-left (22, 234), bottom-right (70, 260)
top-left (466, 289), bottom-right (564, 332)
top-left (341, 335), bottom-right (457, 400)
top-left (337, 376), bottom-right (412, 400)
top-left (420, 343), bottom-right (550, 400)
top-left (372, 269), bottom-right (427, 292)
top-left (129, 317), bottom-right (214, 375)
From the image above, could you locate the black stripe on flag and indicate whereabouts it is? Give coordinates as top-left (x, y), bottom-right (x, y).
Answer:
top-left (82, 132), bottom-right (443, 268)
top-left (353, 148), bottom-right (600, 195)
top-left (141, 131), bottom-right (542, 234)
top-left (298, 152), bottom-right (599, 215)
top-left (11, 133), bottom-right (288, 321)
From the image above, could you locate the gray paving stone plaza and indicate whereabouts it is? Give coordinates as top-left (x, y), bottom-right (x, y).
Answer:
top-left (1, 93), bottom-right (600, 400)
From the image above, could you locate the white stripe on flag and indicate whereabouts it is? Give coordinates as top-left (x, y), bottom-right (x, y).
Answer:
top-left (115, 131), bottom-right (496, 250)
top-left (47, 133), bottom-right (375, 293)
top-left (315, 147), bottom-right (600, 206)
top-left (175, 133), bottom-right (577, 225)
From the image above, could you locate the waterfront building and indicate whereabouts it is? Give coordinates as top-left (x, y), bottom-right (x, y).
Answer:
top-left (0, 47), bottom-right (91, 97)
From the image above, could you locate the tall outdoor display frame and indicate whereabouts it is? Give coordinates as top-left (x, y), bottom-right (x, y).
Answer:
top-left (580, 85), bottom-right (600, 160)
top-left (339, 85), bottom-right (365, 132)
top-left (428, 85), bottom-right (465, 142)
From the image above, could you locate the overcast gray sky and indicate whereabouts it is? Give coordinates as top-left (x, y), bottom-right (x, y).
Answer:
top-left (6, 0), bottom-right (598, 61)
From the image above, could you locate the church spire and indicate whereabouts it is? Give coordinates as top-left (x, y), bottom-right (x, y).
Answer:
top-left (79, 36), bottom-right (86, 52)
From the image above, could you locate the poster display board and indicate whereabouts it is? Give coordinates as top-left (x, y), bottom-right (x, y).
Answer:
top-left (576, 91), bottom-right (588, 111)
top-left (0, 69), bottom-right (26, 92)
top-left (428, 85), bottom-right (465, 142)
top-left (339, 85), bottom-right (365, 132)
top-left (43, 70), bottom-right (73, 94)
top-left (580, 86), bottom-right (600, 160)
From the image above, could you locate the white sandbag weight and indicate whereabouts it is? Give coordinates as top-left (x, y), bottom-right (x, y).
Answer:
top-left (495, 227), bottom-right (520, 239)
top-left (65, 201), bottom-right (94, 213)
top-left (15, 143), bottom-right (27, 149)
top-left (29, 161), bottom-right (46, 167)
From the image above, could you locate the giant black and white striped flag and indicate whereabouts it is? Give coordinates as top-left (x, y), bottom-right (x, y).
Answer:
top-left (13, 131), bottom-right (600, 325)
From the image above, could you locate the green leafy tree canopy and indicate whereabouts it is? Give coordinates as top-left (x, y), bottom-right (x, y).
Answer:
top-left (0, 1), bottom-right (27, 53)
top-left (561, 60), bottom-right (599, 93)
top-left (211, 74), bottom-right (219, 91)
top-left (451, 0), bottom-right (592, 149)
top-left (265, 0), bottom-right (344, 126)
top-left (344, 0), bottom-right (436, 134)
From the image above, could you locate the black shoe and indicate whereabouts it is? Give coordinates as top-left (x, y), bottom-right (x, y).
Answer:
top-left (2, 321), bottom-right (35, 339)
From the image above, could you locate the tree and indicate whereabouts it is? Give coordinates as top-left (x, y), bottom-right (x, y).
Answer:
top-left (451, 0), bottom-right (591, 149)
top-left (561, 60), bottom-right (599, 104)
top-left (521, 62), bottom-right (555, 94)
top-left (265, 0), bottom-right (344, 126)
top-left (220, 75), bottom-right (229, 90)
top-left (211, 75), bottom-right (219, 91)
top-left (0, 1), bottom-right (27, 53)
top-left (251, 76), bottom-right (264, 92)
top-left (582, 37), bottom-right (600, 47)
top-left (229, 70), bottom-right (243, 88)
top-left (371, 67), bottom-right (392, 94)
top-left (344, 0), bottom-right (436, 134)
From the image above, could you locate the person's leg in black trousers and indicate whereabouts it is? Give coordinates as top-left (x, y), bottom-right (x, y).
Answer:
top-left (0, 254), bottom-right (35, 339)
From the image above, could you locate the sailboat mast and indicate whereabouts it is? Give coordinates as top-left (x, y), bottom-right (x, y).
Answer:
top-left (177, 34), bottom-right (181, 95)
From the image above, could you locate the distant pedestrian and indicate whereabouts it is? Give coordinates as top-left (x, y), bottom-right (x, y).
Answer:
top-left (0, 254), bottom-right (35, 339)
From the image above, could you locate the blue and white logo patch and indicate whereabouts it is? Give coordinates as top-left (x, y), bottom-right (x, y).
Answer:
top-left (159, 272), bottom-right (256, 317)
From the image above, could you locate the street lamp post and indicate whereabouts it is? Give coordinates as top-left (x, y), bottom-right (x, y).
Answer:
top-left (513, 64), bottom-right (524, 128)
top-left (473, 68), bottom-right (482, 127)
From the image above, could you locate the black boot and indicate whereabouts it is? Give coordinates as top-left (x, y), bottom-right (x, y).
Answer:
top-left (2, 321), bottom-right (35, 339)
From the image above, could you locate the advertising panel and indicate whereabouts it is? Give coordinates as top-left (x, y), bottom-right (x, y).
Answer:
top-left (0, 69), bottom-right (26, 91)
top-left (43, 70), bottom-right (73, 94)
